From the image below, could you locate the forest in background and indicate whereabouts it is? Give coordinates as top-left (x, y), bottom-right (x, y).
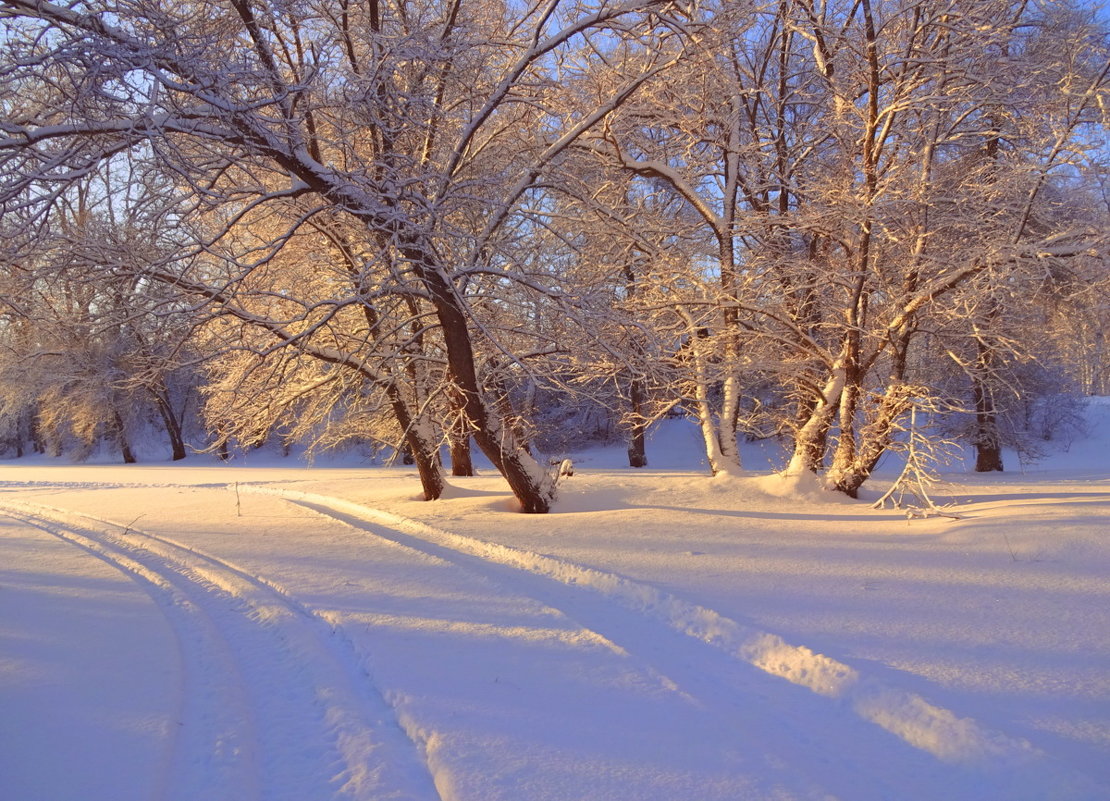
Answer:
top-left (1, 0), bottom-right (1108, 511)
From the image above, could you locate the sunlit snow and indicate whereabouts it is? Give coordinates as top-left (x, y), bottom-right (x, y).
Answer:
top-left (1, 402), bottom-right (1108, 800)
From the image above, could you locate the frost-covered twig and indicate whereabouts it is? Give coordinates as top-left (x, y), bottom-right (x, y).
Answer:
top-left (872, 392), bottom-right (962, 519)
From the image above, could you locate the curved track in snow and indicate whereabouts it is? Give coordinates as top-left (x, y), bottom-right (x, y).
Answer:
top-left (3, 482), bottom-right (1103, 800)
top-left (0, 500), bottom-right (442, 801)
top-left (243, 485), bottom-right (1101, 801)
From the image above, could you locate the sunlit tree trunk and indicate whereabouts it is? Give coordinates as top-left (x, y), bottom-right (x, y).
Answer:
top-left (447, 384), bottom-right (475, 477)
top-left (404, 243), bottom-right (555, 512)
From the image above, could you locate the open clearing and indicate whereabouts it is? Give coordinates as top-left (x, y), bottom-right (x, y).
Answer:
top-left (2, 415), bottom-right (1108, 800)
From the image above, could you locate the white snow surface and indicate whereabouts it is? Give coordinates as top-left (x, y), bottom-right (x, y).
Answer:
top-left (2, 404), bottom-right (1109, 800)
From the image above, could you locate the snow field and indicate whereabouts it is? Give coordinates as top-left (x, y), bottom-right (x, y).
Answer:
top-left (0, 499), bottom-right (438, 801)
top-left (1, 434), bottom-right (1108, 800)
top-left (239, 485), bottom-right (1097, 798)
top-left (0, 515), bottom-right (176, 801)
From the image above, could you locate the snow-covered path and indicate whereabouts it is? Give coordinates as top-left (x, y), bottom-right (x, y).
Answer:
top-left (0, 512), bottom-right (177, 801)
top-left (2, 464), bottom-right (1108, 800)
top-left (1, 499), bottom-right (439, 801)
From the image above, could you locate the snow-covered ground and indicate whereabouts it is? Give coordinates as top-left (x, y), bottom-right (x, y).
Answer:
top-left (2, 404), bottom-right (1108, 800)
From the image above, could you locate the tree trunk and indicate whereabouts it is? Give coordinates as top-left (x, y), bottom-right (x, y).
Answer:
top-left (786, 365), bottom-right (845, 475)
top-left (790, 394), bottom-right (826, 472)
top-left (112, 411), bottom-right (137, 464)
top-left (717, 235), bottom-right (743, 470)
top-left (490, 374), bottom-right (533, 457)
top-left (449, 434), bottom-right (474, 476)
top-left (830, 336), bottom-right (914, 496)
top-left (828, 374), bottom-right (863, 497)
top-left (677, 321), bottom-right (741, 476)
top-left (622, 250), bottom-right (648, 469)
top-left (339, 241), bottom-right (447, 495)
top-left (445, 385), bottom-right (475, 476)
top-left (836, 384), bottom-right (913, 497)
top-left (973, 413), bottom-right (1003, 471)
top-left (386, 384), bottom-right (445, 501)
top-left (972, 340), bottom-right (1004, 472)
top-left (30, 409), bottom-right (46, 455)
top-left (718, 371), bottom-right (742, 469)
top-left (150, 386), bottom-right (187, 461)
top-left (403, 241), bottom-right (554, 512)
top-left (627, 376), bottom-right (647, 468)
top-left (16, 407), bottom-right (33, 458)
top-left (691, 344), bottom-right (734, 475)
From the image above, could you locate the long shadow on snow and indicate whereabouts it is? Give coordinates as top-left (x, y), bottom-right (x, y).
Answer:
top-left (290, 499), bottom-right (1003, 801)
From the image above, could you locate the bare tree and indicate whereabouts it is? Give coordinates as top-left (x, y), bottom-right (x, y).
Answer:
top-left (0, 0), bottom-right (692, 510)
top-left (0, 168), bottom-right (200, 462)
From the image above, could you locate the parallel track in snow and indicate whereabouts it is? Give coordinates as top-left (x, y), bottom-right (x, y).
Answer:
top-left (0, 500), bottom-right (443, 801)
top-left (247, 485), bottom-right (1101, 801)
top-left (5, 485), bottom-right (1102, 800)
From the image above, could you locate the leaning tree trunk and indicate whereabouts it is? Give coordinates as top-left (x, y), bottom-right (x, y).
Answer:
top-left (833, 383), bottom-right (914, 497)
top-left (830, 334), bottom-right (916, 496)
top-left (845, 337), bottom-right (916, 490)
top-left (112, 410), bottom-right (137, 464)
top-left (406, 244), bottom-right (555, 512)
top-left (786, 362), bottom-right (846, 475)
top-left (490, 372), bottom-right (534, 457)
top-left (350, 277), bottom-right (446, 499)
top-left (385, 382), bottom-right (445, 501)
top-left (149, 385), bottom-right (187, 461)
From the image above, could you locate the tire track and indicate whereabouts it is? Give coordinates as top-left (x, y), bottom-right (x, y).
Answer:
top-left (1, 504), bottom-right (261, 801)
top-left (245, 485), bottom-right (1102, 801)
top-left (0, 500), bottom-right (442, 801)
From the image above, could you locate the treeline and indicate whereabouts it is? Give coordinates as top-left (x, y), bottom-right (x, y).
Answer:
top-left (0, 0), bottom-right (1107, 510)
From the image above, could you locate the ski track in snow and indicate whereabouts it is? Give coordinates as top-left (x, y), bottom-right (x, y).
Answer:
top-left (0, 499), bottom-right (443, 801)
top-left (239, 484), bottom-right (1103, 801)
